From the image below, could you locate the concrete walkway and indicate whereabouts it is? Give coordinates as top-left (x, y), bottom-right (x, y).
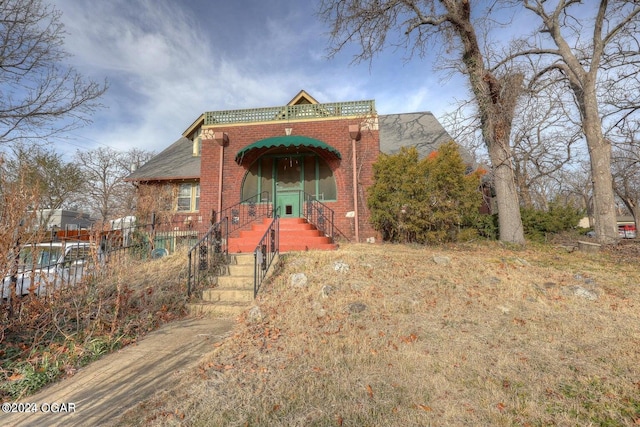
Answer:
top-left (2, 316), bottom-right (234, 427)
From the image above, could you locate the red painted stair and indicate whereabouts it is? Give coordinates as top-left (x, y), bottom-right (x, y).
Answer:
top-left (227, 217), bottom-right (338, 253)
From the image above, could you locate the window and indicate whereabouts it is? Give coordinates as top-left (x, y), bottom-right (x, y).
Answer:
top-left (241, 162), bottom-right (259, 201)
top-left (177, 183), bottom-right (200, 211)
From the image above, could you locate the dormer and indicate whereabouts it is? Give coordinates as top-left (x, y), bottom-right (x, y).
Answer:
top-left (182, 114), bottom-right (205, 156)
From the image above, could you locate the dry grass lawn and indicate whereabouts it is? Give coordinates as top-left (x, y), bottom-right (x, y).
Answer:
top-left (116, 242), bottom-right (640, 426)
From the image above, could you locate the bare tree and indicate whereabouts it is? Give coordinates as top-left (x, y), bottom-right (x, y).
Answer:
top-left (511, 80), bottom-right (582, 209)
top-left (75, 147), bottom-right (154, 222)
top-left (611, 120), bottom-right (640, 233)
top-left (0, 0), bottom-right (107, 146)
top-left (515, 0), bottom-right (640, 243)
top-left (3, 145), bottom-right (85, 228)
top-left (319, 0), bottom-right (526, 243)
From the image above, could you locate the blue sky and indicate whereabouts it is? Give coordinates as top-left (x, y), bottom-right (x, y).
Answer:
top-left (52, 0), bottom-right (468, 155)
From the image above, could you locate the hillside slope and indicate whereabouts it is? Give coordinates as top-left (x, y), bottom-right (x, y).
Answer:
top-left (117, 242), bottom-right (640, 426)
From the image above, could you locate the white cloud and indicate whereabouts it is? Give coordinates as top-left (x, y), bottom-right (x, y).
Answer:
top-left (50, 0), bottom-right (465, 156)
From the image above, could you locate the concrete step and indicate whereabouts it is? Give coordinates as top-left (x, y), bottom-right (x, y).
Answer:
top-left (228, 263), bottom-right (254, 276)
top-left (188, 301), bottom-right (251, 317)
top-left (240, 228), bottom-right (323, 239)
top-left (280, 242), bottom-right (339, 252)
top-left (231, 253), bottom-right (255, 265)
top-left (217, 274), bottom-right (253, 288)
top-left (228, 216), bottom-right (336, 253)
top-left (228, 240), bottom-right (336, 253)
top-left (202, 287), bottom-right (254, 302)
top-left (249, 222), bottom-right (315, 231)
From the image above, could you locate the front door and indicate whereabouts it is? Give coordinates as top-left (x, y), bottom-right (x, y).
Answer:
top-left (275, 156), bottom-right (303, 217)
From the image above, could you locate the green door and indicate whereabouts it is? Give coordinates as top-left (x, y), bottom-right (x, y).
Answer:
top-left (275, 156), bottom-right (303, 217)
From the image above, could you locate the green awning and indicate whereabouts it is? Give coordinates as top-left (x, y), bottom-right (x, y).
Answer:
top-left (235, 136), bottom-right (342, 164)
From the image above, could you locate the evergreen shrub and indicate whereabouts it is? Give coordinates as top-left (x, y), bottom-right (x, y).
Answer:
top-left (367, 142), bottom-right (485, 243)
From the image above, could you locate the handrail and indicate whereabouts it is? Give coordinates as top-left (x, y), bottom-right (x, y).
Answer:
top-left (253, 208), bottom-right (280, 298)
top-left (217, 191), bottom-right (272, 236)
top-left (187, 217), bottom-right (228, 297)
top-left (301, 191), bottom-right (336, 241)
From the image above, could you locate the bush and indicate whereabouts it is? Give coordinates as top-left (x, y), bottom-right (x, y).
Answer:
top-left (521, 201), bottom-right (584, 241)
top-left (367, 142), bottom-right (484, 243)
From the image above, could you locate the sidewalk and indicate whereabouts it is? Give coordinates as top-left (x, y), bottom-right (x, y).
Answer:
top-left (2, 316), bottom-right (234, 427)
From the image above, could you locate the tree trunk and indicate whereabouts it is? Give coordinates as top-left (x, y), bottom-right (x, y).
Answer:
top-left (632, 206), bottom-right (640, 239)
top-left (583, 102), bottom-right (618, 244)
top-left (486, 119), bottom-right (526, 244)
top-left (455, 9), bottom-right (526, 245)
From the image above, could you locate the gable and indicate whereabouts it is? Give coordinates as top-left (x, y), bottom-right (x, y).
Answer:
top-left (287, 90), bottom-right (320, 106)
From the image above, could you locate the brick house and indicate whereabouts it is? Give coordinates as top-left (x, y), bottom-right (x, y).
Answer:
top-left (126, 90), bottom-right (456, 249)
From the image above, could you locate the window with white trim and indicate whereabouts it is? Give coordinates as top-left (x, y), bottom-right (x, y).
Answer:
top-left (177, 183), bottom-right (200, 211)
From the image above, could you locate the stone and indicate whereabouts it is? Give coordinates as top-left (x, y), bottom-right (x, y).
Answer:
top-left (333, 261), bottom-right (350, 273)
top-left (247, 306), bottom-right (264, 323)
top-left (562, 285), bottom-right (598, 301)
top-left (320, 285), bottom-right (334, 299)
top-left (577, 240), bottom-right (601, 253)
top-left (432, 255), bottom-right (451, 266)
top-left (348, 302), bottom-right (367, 314)
top-left (290, 272), bottom-right (308, 288)
top-left (366, 237), bottom-right (376, 243)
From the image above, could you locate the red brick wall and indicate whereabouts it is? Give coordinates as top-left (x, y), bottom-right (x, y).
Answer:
top-left (201, 119), bottom-right (379, 241)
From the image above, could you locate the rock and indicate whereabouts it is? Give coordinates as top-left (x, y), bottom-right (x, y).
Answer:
top-left (432, 255), bottom-right (451, 266)
top-left (578, 240), bottom-right (601, 253)
top-left (247, 306), bottom-right (264, 322)
top-left (320, 285), bottom-right (334, 299)
top-left (348, 302), bottom-right (367, 314)
top-left (290, 272), bottom-right (308, 288)
top-left (366, 237), bottom-right (376, 243)
top-left (333, 261), bottom-right (350, 273)
top-left (563, 285), bottom-right (598, 301)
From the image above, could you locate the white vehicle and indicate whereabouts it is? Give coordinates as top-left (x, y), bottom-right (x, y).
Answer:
top-left (2, 241), bottom-right (97, 301)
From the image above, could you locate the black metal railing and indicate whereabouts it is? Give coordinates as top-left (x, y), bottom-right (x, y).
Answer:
top-left (253, 209), bottom-right (279, 298)
top-left (301, 192), bottom-right (335, 241)
top-left (217, 191), bottom-right (273, 236)
top-left (186, 218), bottom-right (228, 297)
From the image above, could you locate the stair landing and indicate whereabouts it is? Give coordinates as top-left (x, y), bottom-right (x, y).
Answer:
top-left (227, 217), bottom-right (338, 253)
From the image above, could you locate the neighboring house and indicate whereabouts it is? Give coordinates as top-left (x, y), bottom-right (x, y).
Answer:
top-left (33, 209), bottom-right (95, 231)
top-left (126, 90), bottom-right (459, 243)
